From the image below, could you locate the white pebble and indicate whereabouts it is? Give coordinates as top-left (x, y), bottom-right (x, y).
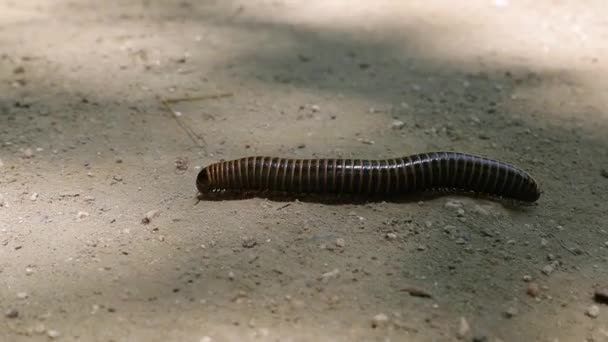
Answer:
top-left (47, 330), bottom-right (61, 339)
top-left (371, 313), bottom-right (390, 328)
top-left (320, 268), bottom-right (340, 282)
top-left (391, 120), bottom-right (405, 130)
top-left (17, 292), bottom-right (28, 299)
top-left (30, 193), bottom-right (39, 201)
top-left (457, 317), bottom-right (470, 339)
top-left (386, 233), bottom-right (398, 240)
top-left (25, 267), bottom-right (34, 275)
top-left (142, 209), bottom-right (160, 224)
top-left (445, 200), bottom-right (463, 209)
top-left (23, 148), bottom-right (34, 158)
top-left (311, 105), bottom-right (320, 112)
top-left (77, 211), bottom-right (89, 219)
top-left (586, 305), bottom-right (600, 318)
top-left (335, 238), bottom-right (345, 248)
top-left (228, 271), bottom-right (235, 280)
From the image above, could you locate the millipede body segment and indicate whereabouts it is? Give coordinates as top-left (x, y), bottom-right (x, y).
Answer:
top-left (196, 152), bottom-right (541, 202)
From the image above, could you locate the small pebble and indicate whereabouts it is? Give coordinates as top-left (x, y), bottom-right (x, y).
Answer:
top-left (142, 209), bottom-right (159, 224)
top-left (527, 283), bottom-right (540, 297)
top-left (594, 287), bottom-right (608, 304)
top-left (542, 262), bottom-right (558, 275)
top-left (5, 308), bottom-right (18, 318)
top-left (504, 307), bottom-right (518, 318)
top-left (228, 271), bottom-right (235, 281)
top-left (391, 120), bottom-right (405, 130)
top-left (445, 200), bottom-right (463, 209)
top-left (47, 330), bottom-right (61, 339)
top-left (416, 245), bottom-right (426, 251)
top-left (242, 237), bottom-right (257, 248)
top-left (320, 268), bottom-right (340, 283)
top-left (371, 313), bottom-right (390, 328)
top-left (457, 317), bottom-right (470, 339)
top-left (30, 193), bottom-right (38, 201)
top-left (385, 233), bottom-right (398, 240)
top-left (17, 292), bottom-right (28, 299)
top-left (77, 211), bottom-right (89, 219)
top-left (540, 238), bottom-right (548, 247)
top-left (25, 267), bottom-right (34, 275)
top-left (23, 148), bottom-right (34, 158)
top-left (311, 105), bottom-right (320, 112)
top-left (200, 336), bottom-right (212, 342)
top-left (522, 275), bottom-right (532, 282)
top-left (472, 205), bottom-right (490, 216)
top-left (335, 238), bottom-right (345, 248)
top-left (456, 208), bottom-right (465, 217)
top-left (586, 305), bottom-right (600, 318)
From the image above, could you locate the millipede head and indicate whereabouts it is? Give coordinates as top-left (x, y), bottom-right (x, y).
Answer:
top-left (196, 168), bottom-right (212, 194)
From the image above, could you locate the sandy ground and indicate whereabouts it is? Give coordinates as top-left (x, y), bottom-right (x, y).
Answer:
top-left (1, 0), bottom-right (608, 341)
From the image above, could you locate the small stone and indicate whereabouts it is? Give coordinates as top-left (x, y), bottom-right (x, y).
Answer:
top-left (17, 292), bottom-right (28, 299)
top-left (542, 263), bottom-right (556, 275)
top-left (371, 313), bottom-right (390, 328)
top-left (472, 205), bottom-right (490, 216)
top-left (540, 238), bottom-right (548, 247)
top-left (5, 308), bottom-right (18, 318)
top-left (360, 138), bottom-right (374, 145)
top-left (527, 282), bottom-right (540, 297)
top-left (504, 307), bottom-right (518, 318)
top-left (30, 193), bottom-right (38, 201)
top-left (445, 200), bottom-right (463, 209)
top-left (25, 267), bottom-right (34, 275)
top-left (456, 208), bottom-right (465, 217)
top-left (594, 287), bottom-right (608, 304)
top-left (522, 275), bottom-right (532, 282)
top-left (586, 305), bottom-right (600, 318)
top-left (142, 209), bottom-right (159, 224)
top-left (385, 233), bottom-right (397, 240)
top-left (417, 245), bottom-right (426, 251)
top-left (335, 238), bottom-right (345, 248)
top-left (455, 237), bottom-right (467, 245)
top-left (311, 105), bottom-right (320, 112)
top-left (457, 317), bottom-right (470, 339)
top-left (23, 148), bottom-right (34, 158)
top-left (320, 268), bottom-right (340, 283)
top-left (391, 120), bottom-right (405, 130)
top-left (228, 271), bottom-right (235, 281)
top-left (47, 330), bottom-right (61, 339)
top-left (112, 175), bottom-right (123, 182)
top-left (297, 144), bottom-right (306, 149)
top-left (242, 237), bottom-right (257, 248)
top-left (77, 211), bottom-right (89, 219)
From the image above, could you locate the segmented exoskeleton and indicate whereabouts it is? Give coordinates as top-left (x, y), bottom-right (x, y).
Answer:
top-left (196, 152), bottom-right (540, 202)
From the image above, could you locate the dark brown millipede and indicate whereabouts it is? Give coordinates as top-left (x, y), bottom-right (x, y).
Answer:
top-left (196, 152), bottom-right (541, 202)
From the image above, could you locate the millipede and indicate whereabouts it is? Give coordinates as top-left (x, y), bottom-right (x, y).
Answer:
top-left (196, 152), bottom-right (541, 202)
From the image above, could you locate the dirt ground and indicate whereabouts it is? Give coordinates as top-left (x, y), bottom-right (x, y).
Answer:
top-left (1, 0), bottom-right (608, 341)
